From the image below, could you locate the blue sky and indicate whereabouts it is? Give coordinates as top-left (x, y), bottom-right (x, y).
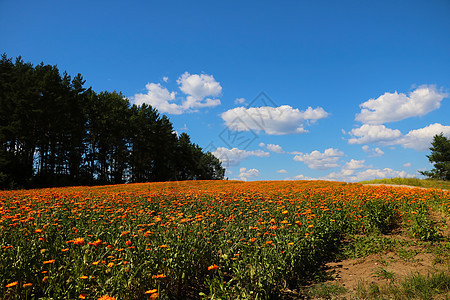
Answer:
top-left (1, 0), bottom-right (449, 181)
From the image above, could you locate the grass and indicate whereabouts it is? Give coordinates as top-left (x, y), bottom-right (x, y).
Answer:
top-left (360, 177), bottom-right (450, 190)
top-left (355, 270), bottom-right (450, 300)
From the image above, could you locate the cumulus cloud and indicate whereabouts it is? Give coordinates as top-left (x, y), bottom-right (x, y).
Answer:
top-left (362, 145), bottom-right (384, 157)
top-left (221, 105), bottom-right (329, 135)
top-left (324, 167), bottom-right (415, 182)
top-left (352, 123), bottom-right (450, 151)
top-left (348, 124), bottom-right (402, 145)
top-left (397, 123), bottom-right (450, 151)
top-left (132, 83), bottom-right (182, 114)
top-left (403, 162), bottom-right (411, 167)
top-left (177, 72), bottom-right (222, 100)
top-left (211, 147), bottom-right (269, 166)
top-left (238, 168), bottom-right (260, 181)
top-left (265, 144), bottom-right (285, 153)
top-left (234, 98), bottom-right (246, 104)
top-left (277, 169), bottom-right (288, 174)
top-left (355, 85), bottom-right (448, 124)
top-left (130, 72), bottom-right (222, 114)
top-left (343, 159), bottom-right (367, 170)
top-left (293, 148), bottom-right (344, 170)
top-left (285, 174), bottom-right (316, 180)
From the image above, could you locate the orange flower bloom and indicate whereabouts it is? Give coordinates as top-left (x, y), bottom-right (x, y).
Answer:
top-left (88, 239), bottom-right (102, 246)
top-left (23, 283), bottom-right (33, 288)
top-left (125, 240), bottom-right (132, 246)
top-left (153, 274), bottom-right (166, 279)
top-left (43, 259), bottom-right (55, 264)
top-left (208, 264), bottom-right (219, 271)
top-left (79, 293), bottom-right (87, 299)
top-left (150, 293), bottom-right (159, 299)
top-left (6, 281), bottom-right (18, 288)
top-left (145, 289), bottom-right (158, 294)
top-left (98, 295), bottom-right (116, 300)
top-left (107, 262), bottom-right (114, 268)
top-left (73, 237), bottom-right (85, 246)
top-left (79, 276), bottom-right (89, 279)
top-left (61, 248), bottom-right (69, 252)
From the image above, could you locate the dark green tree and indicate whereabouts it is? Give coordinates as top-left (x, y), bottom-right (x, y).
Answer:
top-left (419, 133), bottom-right (450, 180)
top-left (0, 54), bottom-right (225, 189)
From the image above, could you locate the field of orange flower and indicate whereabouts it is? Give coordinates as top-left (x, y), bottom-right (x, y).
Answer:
top-left (1, 180), bottom-right (449, 299)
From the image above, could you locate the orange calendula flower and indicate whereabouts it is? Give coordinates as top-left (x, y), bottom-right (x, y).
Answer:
top-left (125, 240), bottom-right (132, 246)
top-left (98, 295), bottom-right (116, 300)
top-left (266, 240), bottom-right (273, 245)
top-left (150, 293), bottom-right (159, 299)
top-left (249, 237), bottom-right (257, 242)
top-left (73, 237), bottom-right (85, 246)
top-left (34, 229), bottom-right (43, 233)
top-left (88, 239), bottom-right (102, 246)
top-left (61, 248), bottom-right (69, 252)
top-left (79, 293), bottom-right (87, 299)
top-left (107, 262), bottom-right (114, 268)
top-left (6, 281), bottom-right (18, 288)
top-left (23, 283), bottom-right (33, 287)
top-left (79, 276), bottom-right (89, 279)
top-left (92, 260), bottom-right (100, 265)
top-left (159, 244), bottom-right (168, 248)
top-left (43, 259), bottom-right (55, 264)
top-left (153, 274), bottom-right (166, 279)
top-left (208, 264), bottom-right (219, 271)
top-left (145, 289), bottom-right (158, 294)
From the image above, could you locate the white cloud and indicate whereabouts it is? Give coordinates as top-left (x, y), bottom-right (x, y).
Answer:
top-left (348, 124), bottom-right (402, 144)
top-left (277, 169), bottom-right (288, 174)
top-left (211, 147), bottom-right (269, 166)
top-left (238, 168), bottom-right (260, 181)
top-left (266, 144), bottom-right (285, 153)
top-left (397, 123), bottom-right (450, 151)
top-left (403, 162), bottom-right (411, 167)
top-left (355, 85), bottom-right (448, 124)
top-left (347, 168), bottom-right (415, 181)
top-left (177, 72), bottom-right (222, 100)
top-left (324, 167), bottom-right (415, 182)
top-left (132, 83), bottom-right (182, 114)
top-left (286, 174), bottom-right (316, 180)
top-left (362, 145), bottom-right (384, 157)
top-left (293, 148), bottom-right (344, 170)
top-left (131, 72), bottom-right (222, 114)
top-left (162, 76), bottom-right (169, 82)
top-left (343, 159), bottom-right (367, 170)
top-left (353, 123), bottom-right (450, 151)
top-left (221, 105), bottom-right (329, 135)
top-left (234, 98), bottom-right (246, 104)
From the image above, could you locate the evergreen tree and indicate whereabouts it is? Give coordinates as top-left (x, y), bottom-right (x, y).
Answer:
top-left (420, 133), bottom-right (450, 180)
top-left (0, 54), bottom-right (225, 189)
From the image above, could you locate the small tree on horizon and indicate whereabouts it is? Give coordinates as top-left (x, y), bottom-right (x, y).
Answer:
top-left (419, 133), bottom-right (450, 180)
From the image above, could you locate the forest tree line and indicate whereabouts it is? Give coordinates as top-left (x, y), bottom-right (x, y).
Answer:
top-left (0, 54), bottom-right (225, 189)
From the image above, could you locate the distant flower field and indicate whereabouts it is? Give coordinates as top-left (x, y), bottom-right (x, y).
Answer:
top-left (1, 180), bottom-right (449, 299)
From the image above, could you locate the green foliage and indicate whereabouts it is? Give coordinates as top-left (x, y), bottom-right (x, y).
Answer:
top-left (420, 132), bottom-right (450, 181)
top-left (362, 199), bottom-right (399, 234)
top-left (408, 205), bottom-right (442, 241)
